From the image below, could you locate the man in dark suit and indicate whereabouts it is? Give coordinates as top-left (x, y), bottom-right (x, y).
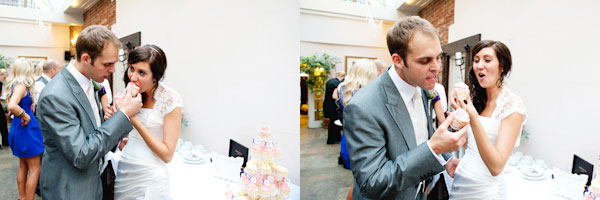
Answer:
top-left (37, 25), bottom-right (142, 200)
top-left (344, 16), bottom-right (468, 199)
top-left (324, 71), bottom-right (345, 144)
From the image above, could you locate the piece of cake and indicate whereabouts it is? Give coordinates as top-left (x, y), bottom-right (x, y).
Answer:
top-left (449, 108), bottom-right (470, 132)
top-left (453, 82), bottom-right (469, 101)
top-left (127, 82), bottom-right (140, 97)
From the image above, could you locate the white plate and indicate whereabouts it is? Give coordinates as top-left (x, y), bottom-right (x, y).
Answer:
top-left (182, 155), bottom-right (207, 164)
top-left (520, 165), bottom-right (544, 178)
top-left (521, 172), bottom-right (546, 181)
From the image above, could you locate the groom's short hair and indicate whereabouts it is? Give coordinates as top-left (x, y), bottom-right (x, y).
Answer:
top-left (75, 25), bottom-right (121, 65)
top-left (386, 16), bottom-right (438, 62)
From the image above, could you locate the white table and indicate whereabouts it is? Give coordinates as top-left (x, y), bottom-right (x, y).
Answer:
top-left (168, 154), bottom-right (300, 199)
top-left (504, 165), bottom-right (575, 199)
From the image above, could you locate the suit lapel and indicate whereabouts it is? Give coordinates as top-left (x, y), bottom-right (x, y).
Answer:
top-left (61, 70), bottom-right (98, 128)
top-left (382, 73), bottom-right (417, 150)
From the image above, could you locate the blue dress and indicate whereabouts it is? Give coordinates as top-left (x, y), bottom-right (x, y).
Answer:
top-left (339, 87), bottom-right (351, 169)
top-left (8, 88), bottom-right (44, 158)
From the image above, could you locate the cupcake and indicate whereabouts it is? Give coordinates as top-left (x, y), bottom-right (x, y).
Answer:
top-left (278, 181), bottom-right (290, 196)
top-left (259, 162), bottom-right (272, 176)
top-left (273, 146), bottom-right (281, 158)
top-left (259, 126), bottom-right (271, 140)
top-left (247, 183), bottom-right (259, 199)
top-left (262, 181), bottom-right (276, 197)
top-left (245, 160), bottom-right (258, 176)
top-left (263, 147), bottom-right (275, 161)
top-left (453, 82), bottom-right (469, 101)
top-left (449, 108), bottom-right (470, 132)
top-left (251, 145), bottom-right (263, 159)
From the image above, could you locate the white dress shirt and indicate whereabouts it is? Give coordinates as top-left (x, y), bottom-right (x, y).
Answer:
top-left (388, 67), bottom-right (447, 166)
top-left (67, 62), bottom-right (101, 127)
top-left (34, 74), bottom-right (51, 100)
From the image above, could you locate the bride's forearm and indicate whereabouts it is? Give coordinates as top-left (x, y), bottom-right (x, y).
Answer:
top-left (131, 118), bottom-right (175, 163)
top-left (469, 114), bottom-right (505, 176)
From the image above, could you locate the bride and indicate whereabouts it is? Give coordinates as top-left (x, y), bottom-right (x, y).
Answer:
top-left (449, 40), bottom-right (526, 199)
top-left (108, 44), bottom-right (183, 199)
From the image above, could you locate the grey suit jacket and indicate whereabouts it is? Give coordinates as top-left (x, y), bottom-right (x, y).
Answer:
top-left (37, 69), bottom-right (133, 200)
top-left (344, 72), bottom-right (451, 200)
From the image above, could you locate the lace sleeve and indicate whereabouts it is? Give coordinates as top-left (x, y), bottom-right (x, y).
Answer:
top-left (497, 92), bottom-right (527, 123)
top-left (156, 84), bottom-right (184, 116)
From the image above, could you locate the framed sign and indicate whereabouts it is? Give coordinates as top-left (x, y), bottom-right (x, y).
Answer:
top-left (18, 56), bottom-right (47, 66)
top-left (345, 56), bottom-right (376, 72)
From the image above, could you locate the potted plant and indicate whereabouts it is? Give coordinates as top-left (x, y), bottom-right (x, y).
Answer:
top-left (300, 53), bottom-right (340, 124)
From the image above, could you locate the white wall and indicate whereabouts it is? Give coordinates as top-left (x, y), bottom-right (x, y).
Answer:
top-left (300, 11), bottom-right (396, 127)
top-left (112, 0), bottom-right (300, 185)
top-left (0, 19), bottom-right (70, 67)
top-left (449, 0), bottom-right (600, 171)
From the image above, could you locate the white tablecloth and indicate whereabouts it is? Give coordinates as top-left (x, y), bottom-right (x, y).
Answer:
top-left (168, 154), bottom-right (300, 200)
top-left (504, 165), bottom-right (568, 199)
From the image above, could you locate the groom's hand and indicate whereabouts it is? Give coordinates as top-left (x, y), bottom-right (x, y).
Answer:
top-left (429, 112), bottom-right (468, 154)
top-left (446, 157), bottom-right (460, 178)
top-left (119, 87), bottom-right (143, 118)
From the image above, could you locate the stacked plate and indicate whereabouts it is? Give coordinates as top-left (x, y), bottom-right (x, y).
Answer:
top-left (520, 165), bottom-right (546, 181)
top-left (181, 150), bottom-right (208, 164)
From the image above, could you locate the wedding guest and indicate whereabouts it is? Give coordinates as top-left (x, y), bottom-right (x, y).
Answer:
top-left (335, 59), bottom-right (378, 199)
top-left (449, 40), bottom-right (527, 199)
top-left (6, 58), bottom-right (45, 200)
top-left (430, 82), bottom-right (448, 126)
top-left (374, 59), bottom-right (388, 76)
top-left (111, 44), bottom-right (183, 199)
top-left (324, 71), bottom-right (345, 144)
top-left (37, 25), bottom-right (142, 199)
top-left (0, 68), bottom-right (8, 149)
top-left (34, 59), bottom-right (59, 100)
top-left (34, 61), bottom-right (44, 80)
top-left (344, 16), bottom-right (467, 199)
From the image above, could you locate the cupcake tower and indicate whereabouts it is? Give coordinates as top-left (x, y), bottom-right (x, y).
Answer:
top-left (585, 163), bottom-right (600, 200)
top-left (226, 127), bottom-right (291, 200)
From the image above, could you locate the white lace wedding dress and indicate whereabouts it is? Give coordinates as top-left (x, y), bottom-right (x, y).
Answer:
top-left (449, 87), bottom-right (526, 200)
top-left (114, 83), bottom-right (183, 200)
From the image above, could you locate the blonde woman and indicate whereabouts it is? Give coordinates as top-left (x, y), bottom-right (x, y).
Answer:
top-left (6, 58), bottom-right (44, 200)
top-left (34, 61), bottom-right (44, 80)
top-left (338, 59), bottom-right (377, 169)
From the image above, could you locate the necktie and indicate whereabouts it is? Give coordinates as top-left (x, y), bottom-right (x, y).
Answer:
top-left (87, 82), bottom-right (101, 127)
top-left (410, 88), bottom-right (427, 146)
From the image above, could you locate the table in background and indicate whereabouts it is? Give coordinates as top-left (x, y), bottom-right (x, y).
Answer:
top-left (168, 154), bottom-right (300, 199)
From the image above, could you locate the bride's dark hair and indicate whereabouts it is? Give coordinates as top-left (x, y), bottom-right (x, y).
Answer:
top-left (468, 40), bottom-right (512, 113)
top-left (124, 44), bottom-right (167, 103)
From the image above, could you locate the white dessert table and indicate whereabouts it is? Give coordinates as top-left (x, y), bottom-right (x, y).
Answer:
top-left (168, 153), bottom-right (300, 200)
top-left (503, 165), bottom-right (569, 199)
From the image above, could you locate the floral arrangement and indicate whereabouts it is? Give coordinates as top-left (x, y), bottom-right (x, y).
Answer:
top-left (0, 54), bottom-right (13, 69)
top-left (300, 53), bottom-right (340, 97)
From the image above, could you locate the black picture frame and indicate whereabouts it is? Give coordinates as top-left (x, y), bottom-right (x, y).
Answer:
top-left (572, 154), bottom-right (594, 187)
top-left (229, 139), bottom-right (249, 169)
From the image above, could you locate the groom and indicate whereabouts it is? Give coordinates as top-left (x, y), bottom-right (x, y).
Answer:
top-left (344, 16), bottom-right (468, 200)
top-left (36, 25), bottom-right (142, 199)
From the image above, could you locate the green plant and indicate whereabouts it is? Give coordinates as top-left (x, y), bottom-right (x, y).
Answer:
top-left (521, 127), bottom-right (530, 140)
top-left (0, 54), bottom-right (13, 69)
top-left (300, 53), bottom-right (340, 97)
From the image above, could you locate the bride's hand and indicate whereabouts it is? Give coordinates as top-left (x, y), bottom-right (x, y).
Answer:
top-left (446, 157), bottom-right (460, 178)
top-left (104, 106), bottom-right (117, 121)
top-left (457, 93), bottom-right (478, 117)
